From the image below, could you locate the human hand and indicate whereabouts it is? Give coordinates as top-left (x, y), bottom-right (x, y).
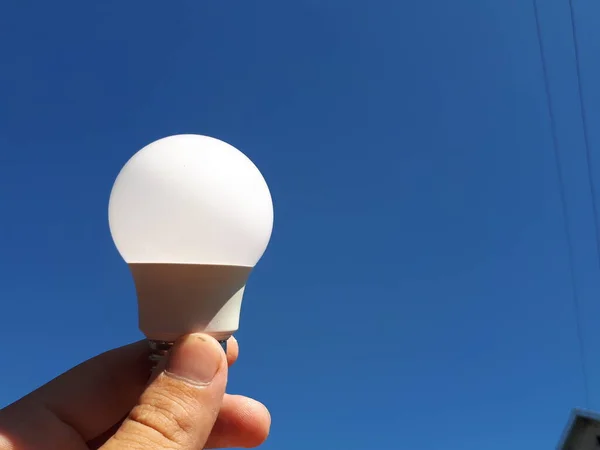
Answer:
top-left (0, 334), bottom-right (270, 449)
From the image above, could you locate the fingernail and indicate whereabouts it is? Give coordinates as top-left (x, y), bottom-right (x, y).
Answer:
top-left (165, 334), bottom-right (222, 384)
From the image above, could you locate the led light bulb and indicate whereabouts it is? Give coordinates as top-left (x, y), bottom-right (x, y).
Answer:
top-left (108, 134), bottom-right (274, 361)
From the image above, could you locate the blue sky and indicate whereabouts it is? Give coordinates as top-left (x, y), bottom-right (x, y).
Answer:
top-left (1, 1), bottom-right (600, 448)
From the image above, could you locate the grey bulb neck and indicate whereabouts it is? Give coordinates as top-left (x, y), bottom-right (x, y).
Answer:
top-left (148, 339), bottom-right (228, 369)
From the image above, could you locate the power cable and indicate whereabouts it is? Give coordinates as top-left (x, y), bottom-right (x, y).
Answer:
top-left (568, 0), bottom-right (600, 277)
top-left (533, 0), bottom-right (590, 408)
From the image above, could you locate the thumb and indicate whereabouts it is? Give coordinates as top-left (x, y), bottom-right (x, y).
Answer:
top-left (102, 334), bottom-right (227, 450)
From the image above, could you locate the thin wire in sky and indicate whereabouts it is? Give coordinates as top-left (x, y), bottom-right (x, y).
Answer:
top-left (568, 0), bottom-right (600, 273)
top-left (533, 0), bottom-right (590, 408)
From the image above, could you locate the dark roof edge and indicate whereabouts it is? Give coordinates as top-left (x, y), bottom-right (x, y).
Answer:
top-left (556, 409), bottom-right (600, 449)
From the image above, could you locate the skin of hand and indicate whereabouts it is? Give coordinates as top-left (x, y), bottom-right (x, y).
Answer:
top-left (0, 334), bottom-right (270, 450)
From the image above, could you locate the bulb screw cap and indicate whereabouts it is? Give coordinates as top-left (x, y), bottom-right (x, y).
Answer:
top-left (148, 339), bottom-right (228, 369)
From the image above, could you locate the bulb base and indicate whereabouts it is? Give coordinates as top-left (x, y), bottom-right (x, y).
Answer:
top-left (148, 339), bottom-right (228, 369)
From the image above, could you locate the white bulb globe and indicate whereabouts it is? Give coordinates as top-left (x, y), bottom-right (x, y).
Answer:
top-left (108, 134), bottom-right (274, 343)
top-left (109, 134), bottom-right (273, 266)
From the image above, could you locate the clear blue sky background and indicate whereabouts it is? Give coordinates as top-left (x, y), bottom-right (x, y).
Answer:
top-left (1, 1), bottom-right (600, 448)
